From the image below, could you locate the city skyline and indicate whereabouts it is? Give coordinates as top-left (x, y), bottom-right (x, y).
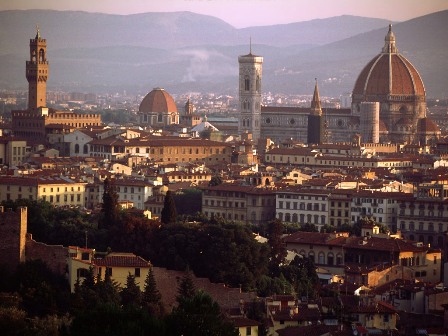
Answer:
top-left (1, 0), bottom-right (447, 28)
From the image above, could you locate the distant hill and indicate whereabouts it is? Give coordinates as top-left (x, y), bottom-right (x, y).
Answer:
top-left (0, 9), bottom-right (446, 97)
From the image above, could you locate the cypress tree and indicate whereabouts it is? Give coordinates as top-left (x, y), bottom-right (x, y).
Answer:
top-left (161, 190), bottom-right (177, 225)
top-left (121, 273), bottom-right (142, 309)
top-left (142, 266), bottom-right (163, 316)
top-left (100, 177), bottom-right (120, 228)
top-left (176, 267), bottom-right (196, 304)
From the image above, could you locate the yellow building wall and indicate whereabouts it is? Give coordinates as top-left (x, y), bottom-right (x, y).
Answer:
top-left (239, 325), bottom-right (258, 336)
top-left (38, 182), bottom-right (87, 207)
top-left (100, 265), bottom-right (150, 291)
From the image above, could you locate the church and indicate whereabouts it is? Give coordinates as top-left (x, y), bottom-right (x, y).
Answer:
top-left (238, 25), bottom-right (440, 145)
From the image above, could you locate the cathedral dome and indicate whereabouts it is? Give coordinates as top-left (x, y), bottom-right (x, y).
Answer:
top-left (139, 88), bottom-right (177, 113)
top-left (352, 25), bottom-right (425, 98)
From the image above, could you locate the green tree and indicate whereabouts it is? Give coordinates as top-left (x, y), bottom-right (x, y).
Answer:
top-left (96, 270), bottom-right (121, 307)
top-left (266, 219), bottom-right (287, 276)
top-left (121, 273), bottom-right (142, 309)
top-left (142, 267), bottom-right (163, 316)
top-left (208, 175), bottom-right (223, 186)
top-left (161, 190), bottom-right (177, 225)
top-left (100, 178), bottom-right (120, 229)
top-left (166, 290), bottom-right (238, 336)
top-left (176, 267), bottom-right (196, 304)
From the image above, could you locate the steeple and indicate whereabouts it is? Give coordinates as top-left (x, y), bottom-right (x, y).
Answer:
top-left (382, 24), bottom-right (398, 54)
top-left (310, 78), bottom-right (322, 116)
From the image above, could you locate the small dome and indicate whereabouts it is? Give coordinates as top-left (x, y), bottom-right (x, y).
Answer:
top-left (139, 88), bottom-right (177, 113)
top-left (417, 117), bottom-right (440, 133)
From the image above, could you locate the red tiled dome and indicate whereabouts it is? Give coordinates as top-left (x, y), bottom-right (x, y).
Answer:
top-left (417, 117), bottom-right (440, 133)
top-left (139, 88), bottom-right (177, 113)
top-left (353, 25), bottom-right (425, 98)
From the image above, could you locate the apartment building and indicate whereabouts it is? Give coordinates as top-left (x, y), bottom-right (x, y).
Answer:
top-left (351, 191), bottom-right (414, 232)
top-left (86, 178), bottom-right (154, 210)
top-left (398, 182), bottom-right (448, 251)
top-left (201, 184), bottom-right (276, 225)
top-left (275, 187), bottom-right (329, 231)
top-left (0, 176), bottom-right (87, 207)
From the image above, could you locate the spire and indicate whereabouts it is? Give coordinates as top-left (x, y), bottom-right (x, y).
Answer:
top-left (382, 24), bottom-right (398, 53)
top-left (35, 24), bottom-right (41, 39)
top-left (310, 78), bottom-right (322, 116)
top-left (249, 36), bottom-right (252, 55)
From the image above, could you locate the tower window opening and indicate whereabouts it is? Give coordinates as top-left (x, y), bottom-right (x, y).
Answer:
top-left (245, 76), bottom-right (250, 91)
top-left (39, 49), bottom-right (45, 62)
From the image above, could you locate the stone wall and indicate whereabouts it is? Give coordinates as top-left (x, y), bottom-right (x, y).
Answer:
top-left (0, 206), bottom-right (27, 273)
top-left (25, 233), bottom-right (68, 276)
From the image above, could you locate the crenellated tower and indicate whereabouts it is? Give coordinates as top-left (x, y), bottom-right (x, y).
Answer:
top-left (238, 43), bottom-right (263, 142)
top-left (26, 26), bottom-right (49, 110)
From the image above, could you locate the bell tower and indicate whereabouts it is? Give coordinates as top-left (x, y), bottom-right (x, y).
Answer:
top-left (26, 26), bottom-right (49, 110)
top-left (238, 42), bottom-right (263, 142)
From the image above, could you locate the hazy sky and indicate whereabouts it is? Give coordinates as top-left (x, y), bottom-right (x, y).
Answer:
top-left (2, 0), bottom-right (448, 28)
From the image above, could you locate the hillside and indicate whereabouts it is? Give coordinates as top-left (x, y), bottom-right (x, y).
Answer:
top-left (0, 9), bottom-right (446, 97)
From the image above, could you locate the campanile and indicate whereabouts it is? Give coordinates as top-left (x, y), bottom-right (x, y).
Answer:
top-left (238, 45), bottom-right (263, 142)
top-left (26, 26), bottom-right (49, 110)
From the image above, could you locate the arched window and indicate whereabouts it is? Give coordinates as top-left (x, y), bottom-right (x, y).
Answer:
top-left (308, 251), bottom-right (315, 263)
top-left (74, 144), bottom-right (80, 153)
top-left (256, 75), bottom-right (260, 92)
top-left (336, 253), bottom-right (343, 265)
top-left (327, 253), bottom-right (334, 266)
top-left (278, 213), bottom-right (283, 221)
top-left (39, 48), bottom-right (45, 62)
top-left (321, 215), bottom-right (326, 225)
top-left (244, 76), bottom-right (250, 91)
top-left (318, 252), bottom-right (325, 264)
top-left (83, 144), bottom-right (88, 154)
top-left (285, 213), bottom-right (291, 222)
top-left (292, 213), bottom-right (298, 223)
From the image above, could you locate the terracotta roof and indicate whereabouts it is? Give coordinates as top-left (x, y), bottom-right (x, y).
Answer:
top-left (347, 301), bottom-right (397, 314)
top-left (93, 253), bottom-right (150, 268)
top-left (417, 117), bottom-right (440, 133)
top-left (229, 316), bottom-right (261, 327)
top-left (277, 325), bottom-right (338, 336)
top-left (283, 231), bottom-right (347, 247)
top-left (139, 88), bottom-right (177, 113)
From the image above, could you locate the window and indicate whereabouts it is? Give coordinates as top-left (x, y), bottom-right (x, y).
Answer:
top-left (81, 253), bottom-right (90, 261)
top-left (135, 268), bottom-right (141, 277)
top-left (318, 252), bottom-right (325, 264)
top-left (246, 327), bottom-right (252, 336)
top-left (244, 76), bottom-right (250, 91)
top-left (106, 267), bottom-right (113, 276)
